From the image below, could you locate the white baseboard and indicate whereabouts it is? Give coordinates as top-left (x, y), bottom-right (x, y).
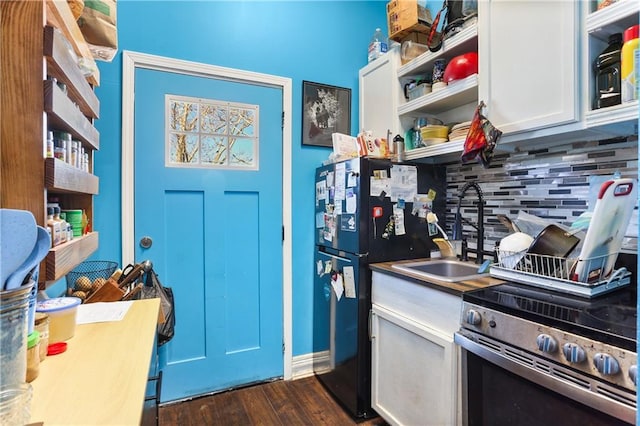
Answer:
top-left (291, 350), bottom-right (330, 380)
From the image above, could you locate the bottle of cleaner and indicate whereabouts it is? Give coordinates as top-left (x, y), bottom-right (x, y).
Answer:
top-left (53, 207), bottom-right (67, 244)
top-left (368, 28), bottom-right (388, 63)
top-left (621, 24), bottom-right (639, 103)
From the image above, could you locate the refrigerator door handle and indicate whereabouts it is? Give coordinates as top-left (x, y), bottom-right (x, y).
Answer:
top-left (368, 309), bottom-right (373, 341)
top-left (317, 250), bottom-right (352, 263)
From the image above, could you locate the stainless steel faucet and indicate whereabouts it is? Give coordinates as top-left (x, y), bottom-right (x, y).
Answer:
top-left (452, 181), bottom-right (488, 264)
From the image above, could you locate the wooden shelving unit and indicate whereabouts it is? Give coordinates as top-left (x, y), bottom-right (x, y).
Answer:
top-left (1, 0), bottom-right (102, 288)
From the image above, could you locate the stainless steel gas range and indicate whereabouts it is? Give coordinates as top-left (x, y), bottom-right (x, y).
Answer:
top-left (455, 282), bottom-right (637, 425)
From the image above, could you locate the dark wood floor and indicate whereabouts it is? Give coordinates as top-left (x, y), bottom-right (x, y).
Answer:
top-left (159, 375), bottom-right (388, 426)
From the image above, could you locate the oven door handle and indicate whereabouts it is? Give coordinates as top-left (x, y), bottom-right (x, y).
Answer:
top-left (454, 331), bottom-right (636, 425)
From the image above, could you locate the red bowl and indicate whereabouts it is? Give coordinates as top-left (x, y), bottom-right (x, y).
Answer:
top-left (443, 52), bottom-right (478, 83)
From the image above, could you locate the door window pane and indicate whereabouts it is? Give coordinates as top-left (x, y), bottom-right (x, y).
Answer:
top-left (166, 95), bottom-right (258, 169)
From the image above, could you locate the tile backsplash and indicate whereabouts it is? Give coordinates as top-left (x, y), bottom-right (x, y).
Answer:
top-left (443, 136), bottom-right (638, 254)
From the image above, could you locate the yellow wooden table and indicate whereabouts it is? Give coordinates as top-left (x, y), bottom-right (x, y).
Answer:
top-left (29, 298), bottom-right (160, 425)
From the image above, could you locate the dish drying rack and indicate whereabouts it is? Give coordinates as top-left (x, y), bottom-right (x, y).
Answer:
top-left (490, 249), bottom-right (631, 297)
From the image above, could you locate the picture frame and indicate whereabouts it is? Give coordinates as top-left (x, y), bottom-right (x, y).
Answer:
top-left (301, 81), bottom-right (351, 147)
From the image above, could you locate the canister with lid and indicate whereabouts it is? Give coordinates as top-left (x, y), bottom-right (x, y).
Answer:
top-left (621, 24), bottom-right (639, 102)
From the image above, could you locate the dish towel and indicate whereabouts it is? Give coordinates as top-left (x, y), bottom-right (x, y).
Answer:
top-left (461, 101), bottom-right (502, 167)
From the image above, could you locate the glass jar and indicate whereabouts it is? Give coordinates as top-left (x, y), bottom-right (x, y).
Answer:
top-left (34, 313), bottom-right (49, 362)
top-left (26, 331), bottom-right (40, 383)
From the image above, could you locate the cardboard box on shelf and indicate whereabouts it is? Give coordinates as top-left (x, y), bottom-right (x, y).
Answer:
top-left (387, 0), bottom-right (432, 42)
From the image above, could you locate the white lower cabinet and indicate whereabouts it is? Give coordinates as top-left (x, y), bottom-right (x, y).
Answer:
top-left (371, 271), bottom-right (462, 426)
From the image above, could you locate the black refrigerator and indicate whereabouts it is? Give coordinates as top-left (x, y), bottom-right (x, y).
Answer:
top-left (312, 157), bottom-right (446, 419)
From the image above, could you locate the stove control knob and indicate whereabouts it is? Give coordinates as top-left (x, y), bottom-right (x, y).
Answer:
top-left (593, 353), bottom-right (620, 376)
top-left (536, 334), bottom-right (557, 353)
top-left (562, 343), bottom-right (586, 364)
top-left (465, 310), bottom-right (482, 326)
top-left (628, 365), bottom-right (637, 386)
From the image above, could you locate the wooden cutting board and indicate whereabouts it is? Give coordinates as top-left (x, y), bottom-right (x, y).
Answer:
top-left (572, 178), bottom-right (637, 283)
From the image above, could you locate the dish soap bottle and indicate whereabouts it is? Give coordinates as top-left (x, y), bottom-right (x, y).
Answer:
top-left (621, 24), bottom-right (639, 103)
top-left (594, 32), bottom-right (622, 109)
top-left (368, 28), bottom-right (388, 63)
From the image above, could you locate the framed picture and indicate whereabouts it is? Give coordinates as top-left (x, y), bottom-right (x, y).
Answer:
top-left (302, 81), bottom-right (351, 147)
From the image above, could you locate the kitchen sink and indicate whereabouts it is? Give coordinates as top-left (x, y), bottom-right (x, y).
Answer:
top-left (391, 259), bottom-right (488, 282)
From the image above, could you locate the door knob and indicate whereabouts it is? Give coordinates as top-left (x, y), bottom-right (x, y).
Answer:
top-left (139, 236), bottom-right (153, 249)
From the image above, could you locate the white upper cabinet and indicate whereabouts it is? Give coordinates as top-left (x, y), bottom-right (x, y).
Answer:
top-left (478, 0), bottom-right (581, 137)
top-left (358, 1), bottom-right (639, 163)
top-left (359, 46), bottom-right (402, 140)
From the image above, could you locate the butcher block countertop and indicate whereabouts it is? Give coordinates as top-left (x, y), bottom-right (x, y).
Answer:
top-left (370, 258), bottom-right (505, 296)
top-left (29, 298), bottom-right (160, 425)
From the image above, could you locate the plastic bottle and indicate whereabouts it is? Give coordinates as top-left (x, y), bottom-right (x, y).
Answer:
top-left (46, 131), bottom-right (54, 158)
top-left (53, 207), bottom-right (67, 244)
top-left (47, 207), bottom-right (61, 246)
top-left (594, 33), bottom-right (622, 109)
top-left (65, 133), bottom-right (72, 165)
top-left (621, 24), bottom-right (639, 103)
top-left (368, 28), bottom-right (388, 63)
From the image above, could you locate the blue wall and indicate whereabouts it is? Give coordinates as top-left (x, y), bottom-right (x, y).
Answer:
top-left (92, 0), bottom-right (387, 357)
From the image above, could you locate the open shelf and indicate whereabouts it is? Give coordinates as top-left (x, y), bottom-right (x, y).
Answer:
top-left (45, 231), bottom-right (99, 281)
top-left (44, 79), bottom-right (100, 150)
top-left (398, 22), bottom-right (478, 78)
top-left (44, 25), bottom-right (99, 118)
top-left (404, 138), bottom-right (465, 162)
top-left (45, 0), bottom-right (99, 86)
top-left (585, 101), bottom-right (639, 135)
top-left (45, 158), bottom-right (99, 194)
top-left (398, 73), bottom-right (478, 117)
top-left (586, 0), bottom-right (639, 39)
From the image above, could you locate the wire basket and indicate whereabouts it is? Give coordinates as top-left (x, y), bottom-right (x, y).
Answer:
top-left (65, 261), bottom-right (118, 303)
top-left (491, 249), bottom-right (631, 297)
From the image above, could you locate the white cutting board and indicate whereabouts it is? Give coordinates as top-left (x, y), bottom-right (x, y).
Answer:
top-left (572, 178), bottom-right (637, 283)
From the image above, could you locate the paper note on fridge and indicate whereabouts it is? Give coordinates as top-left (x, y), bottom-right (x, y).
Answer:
top-left (370, 176), bottom-right (391, 197)
top-left (390, 165), bottom-right (418, 202)
top-left (346, 188), bottom-right (357, 213)
top-left (343, 266), bottom-right (356, 298)
top-left (335, 162), bottom-right (346, 201)
top-left (316, 180), bottom-right (327, 205)
top-left (331, 273), bottom-right (344, 301)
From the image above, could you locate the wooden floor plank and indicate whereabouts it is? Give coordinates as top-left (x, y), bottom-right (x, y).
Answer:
top-left (159, 376), bottom-right (388, 426)
top-left (288, 377), bottom-right (356, 426)
top-left (260, 380), bottom-right (310, 425)
top-left (238, 384), bottom-right (283, 426)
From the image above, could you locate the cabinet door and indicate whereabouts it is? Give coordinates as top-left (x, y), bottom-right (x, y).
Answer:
top-left (371, 304), bottom-right (457, 426)
top-left (479, 0), bottom-right (580, 135)
top-left (359, 47), bottom-right (401, 139)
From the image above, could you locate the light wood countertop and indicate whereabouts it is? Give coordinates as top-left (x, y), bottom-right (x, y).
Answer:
top-left (370, 258), bottom-right (505, 296)
top-left (29, 298), bottom-right (160, 425)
